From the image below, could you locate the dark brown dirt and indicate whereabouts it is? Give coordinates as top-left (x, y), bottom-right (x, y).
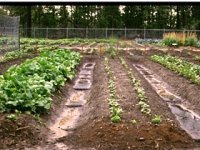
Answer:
top-left (135, 56), bottom-right (200, 116)
top-left (0, 114), bottom-right (48, 149)
top-left (130, 43), bottom-right (200, 58)
top-left (0, 53), bottom-right (83, 149)
top-left (60, 119), bottom-right (195, 150)
top-left (56, 55), bottom-right (200, 150)
top-left (124, 56), bottom-right (177, 122)
top-left (109, 58), bottom-right (145, 123)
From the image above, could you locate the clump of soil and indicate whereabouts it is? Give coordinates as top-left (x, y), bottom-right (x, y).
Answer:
top-left (0, 114), bottom-right (48, 149)
top-left (60, 118), bottom-right (197, 150)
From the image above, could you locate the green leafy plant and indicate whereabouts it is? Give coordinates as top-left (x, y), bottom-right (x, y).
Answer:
top-left (185, 37), bottom-right (198, 46)
top-left (111, 115), bottom-right (121, 123)
top-left (6, 114), bottom-right (17, 121)
top-left (104, 57), bottom-right (122, 123)
top-left (151, 55), bottom-right (200, 85)
top-left (0, 49), bottom-right (81, 114)
top-left (119, 57), bottom-right (151, 115)
top-left (106, 45), bottom-right (118, 59)
top-left (151, 115), bottom-right (162, 124)
top-left (163, 32), bottom-right (198, 46)
top-left (131, 119), bottom-right (137, 125)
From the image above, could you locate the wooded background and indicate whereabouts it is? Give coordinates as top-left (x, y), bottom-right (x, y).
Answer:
top-left (1, 5), bottom-right (200, 31)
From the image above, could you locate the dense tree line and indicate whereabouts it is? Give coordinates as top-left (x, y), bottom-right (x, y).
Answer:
top-left (1, 5), bottom-right (200, 30)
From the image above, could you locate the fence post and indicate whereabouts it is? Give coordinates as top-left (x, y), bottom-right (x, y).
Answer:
top-left (163, 28), bottom-right (165, 39)
top-left (144, 28), bottom-right (146, 40)
top-left (86, 27), bottom-right (88, 39)
top-left (112, 28), bottom-right (113, 38)
top-left (34, 28), bottom-right (35, 38)
top-left (66, 28), bottom-right (68, 38)
top-left (183, 29), bottom-right (185, 35)
top-left (18, 26), bottom-right (20, 50)
top-left (106, 28), bottom-right (108, 38)
top-left (17, 17), bottom-right (20, 50)
top-left (125, 27), bottom-right (126, 39)
top-left (46, 27), bottom-right (48, 39)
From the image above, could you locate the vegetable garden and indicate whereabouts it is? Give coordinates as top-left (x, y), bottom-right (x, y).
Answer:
top-left (1, 34), bottom-right (200, 149)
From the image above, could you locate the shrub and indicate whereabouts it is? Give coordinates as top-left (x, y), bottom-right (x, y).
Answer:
top-left (185, 37), bottom-right (198, 46)
top-left (163, 32), bottom-right (198, 47)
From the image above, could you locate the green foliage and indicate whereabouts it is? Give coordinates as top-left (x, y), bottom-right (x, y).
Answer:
top-left (104, 57), bottom-right (122, 123)
top-left (195, 55), bottom-right (200, 61)
top-left (106, 46), bottom-right (118, 59)
top-left (163, 32), bottom-right (198, 46)
top-left (0, 49), bottom-right (81, 114)
top-left (0, 44), bottom-right (58, 63)
top-left (185, 37), bottom-right (198, 46)
top-left (163, 38), bottom-right (178, 46)
top-left (6, 114), bottom-right (17, 121)
top-left (111, 115), bottom-right (121, 123)
top-left (119, 57), bottom-right (151, 115)
top-left (151, 115), bottom-right (162, 124)
top-left (4, 5), bottom-right (200, 30)
top-left (131, 119), bottom-right (137, 125)
top-left (151, 55), bottom-right (200, 85)
top-left (20, 38), bottom-right (117, 46)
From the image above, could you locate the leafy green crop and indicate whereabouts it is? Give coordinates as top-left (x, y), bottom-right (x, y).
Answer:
top-left (151, 115), bottom-right (162, 124)
top-left (104, 57), bottom-right (122, 123)
top-left (0, 49), bottom-right (81, 114)
top-left (20, 38), bottom-right (117, 46)
top-left (6, 114), bottom-right (17, 121)
top-left (119, 57), bottom-right (151, 115)
top-left (151, 55), bottom-right (200, 85)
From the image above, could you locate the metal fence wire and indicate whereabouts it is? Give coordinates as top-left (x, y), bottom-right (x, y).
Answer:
top-left (21, 28), bottom-right (200, 40)
top-left (0, 15), bottom-right (20, 52)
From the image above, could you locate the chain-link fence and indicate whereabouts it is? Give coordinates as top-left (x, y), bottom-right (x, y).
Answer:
top-left (21, 28), bottom-right (200, 40)
top-left (0, 15), bottom-right (20, 53)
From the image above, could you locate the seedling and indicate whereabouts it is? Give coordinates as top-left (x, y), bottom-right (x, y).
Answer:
top-left (131, 119), bottom-right (137, 125)
top-left (6, 114), bottom-right (17, 121)
top-left (119, 56), bottom-right (151, 116)
top-left (104, 57), bottom-right (122, 123)
top-left (111, 115), bottom-right (121, 123)
top-left (151, 115), bottom-right (162, 124)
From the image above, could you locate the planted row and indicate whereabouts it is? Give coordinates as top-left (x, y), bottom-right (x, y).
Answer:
top-left (104, 57), bottom-right (122, 123)
top-left (119, 57), bottom-right (151, 115)
top-left (20, 38), bottom-right (117, 46)
top-left (0, 45), bottom-right (59, 63)
top-left (0, 49), bottom-right (81, 114)
top-left (151, 55), bottom-right (200, 85)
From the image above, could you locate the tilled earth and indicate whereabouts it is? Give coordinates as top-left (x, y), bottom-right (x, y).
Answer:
top-left (1, 48), bottom-right (200, 149)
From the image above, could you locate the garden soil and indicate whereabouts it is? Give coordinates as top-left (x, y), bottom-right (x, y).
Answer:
top-left (0, 51), bottom-right (200, 149)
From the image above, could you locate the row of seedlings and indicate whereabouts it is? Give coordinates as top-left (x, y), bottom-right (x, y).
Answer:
top-left (104, 57), bottom-right (122, 123)
top-left (119, 57), bottom-right (151, 115)
top-left (0, 45), bottom-right (59, 63)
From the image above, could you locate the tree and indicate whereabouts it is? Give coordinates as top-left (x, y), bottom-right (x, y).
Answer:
top-left (97, 6), bottom-right (122, 28)
top-left (59, 5), bottom-right (69, 27)
top-left (191, 6), bottom-right (200, 30)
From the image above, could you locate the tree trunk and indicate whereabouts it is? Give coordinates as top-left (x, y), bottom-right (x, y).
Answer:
top-left (176, 6), bottom-right (180, 29)
top-left (27, 6), bottom-right (32, 37)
